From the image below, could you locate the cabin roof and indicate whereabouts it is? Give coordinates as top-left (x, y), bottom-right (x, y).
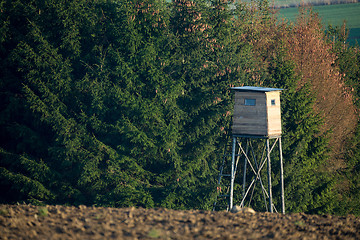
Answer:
top-left (231, 86), bottom-right (283, 92)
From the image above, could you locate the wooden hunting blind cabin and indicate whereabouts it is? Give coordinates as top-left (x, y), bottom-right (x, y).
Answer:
top-left (231, 86), bottom-right (283, 137)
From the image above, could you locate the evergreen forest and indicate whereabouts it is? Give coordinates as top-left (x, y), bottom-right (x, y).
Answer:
top-left (1, 0), bottom-right (360, 216)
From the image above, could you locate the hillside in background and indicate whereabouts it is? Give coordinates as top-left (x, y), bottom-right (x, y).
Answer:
top-left (277, 2), bottom-right (360, 45)
top-left (264, 0), bottom-right (359, 8)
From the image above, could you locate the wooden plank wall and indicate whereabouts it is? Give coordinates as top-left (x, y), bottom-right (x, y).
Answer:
top-left (232, 92), bottom-right (267, 135)
top-left (266, 91), bottom-right (282, 136)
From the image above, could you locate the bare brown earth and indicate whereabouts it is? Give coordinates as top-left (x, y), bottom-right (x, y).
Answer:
top-left (0, 204), bottom-right (359, 239)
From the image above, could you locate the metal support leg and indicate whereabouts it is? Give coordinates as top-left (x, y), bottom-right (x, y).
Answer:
top-left (230, 136), bottom-right (236, 210)
top-left (279, 137), bottom-right (285, 214)
top-left (266, 139), bottom-right (273, 213)
top-left (242, 140), bottom-right (248, 206)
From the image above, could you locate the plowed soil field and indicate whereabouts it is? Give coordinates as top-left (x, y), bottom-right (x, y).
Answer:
top-left (0, 204), bottom-right (359, 239)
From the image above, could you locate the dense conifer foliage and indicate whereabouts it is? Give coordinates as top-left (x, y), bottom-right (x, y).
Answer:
top-left (1, 0), bottom-right (359, 215)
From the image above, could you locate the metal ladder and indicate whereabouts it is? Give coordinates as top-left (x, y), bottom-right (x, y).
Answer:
top-left (212, 136), bottom-right (243, 211)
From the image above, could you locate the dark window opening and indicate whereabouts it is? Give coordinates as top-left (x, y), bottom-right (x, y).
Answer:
top-left (245, 99), bottom-right (256, 106)
top-left (271, 99), bottom-right (276, 106)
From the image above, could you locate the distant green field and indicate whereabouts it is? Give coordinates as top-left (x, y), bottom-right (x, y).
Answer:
top-left (276, 2), bottom-right (360, 45)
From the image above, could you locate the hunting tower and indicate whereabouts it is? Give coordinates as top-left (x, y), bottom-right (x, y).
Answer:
top-left (213, 86), bottom-right (285, 214)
